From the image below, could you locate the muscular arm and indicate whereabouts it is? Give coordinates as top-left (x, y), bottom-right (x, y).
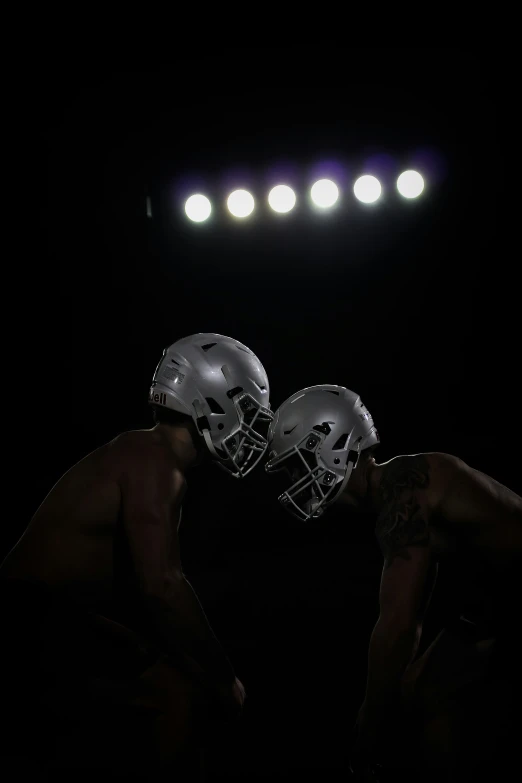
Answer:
top-left (357, 455), bottom-right (436, 751)
top-left (120, 439), bottom-right (235, 687)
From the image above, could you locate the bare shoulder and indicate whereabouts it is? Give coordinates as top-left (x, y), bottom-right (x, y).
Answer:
top-left (107, 430), bottom-right (186, 493)
top-left (376, 451), bottom-right (491, 509)
top-left (434, 452), bottom-right (522, 515)
top-left (427, 451), bottom-right (467, 472)
top-left (376, 453), bottom-right (432, 496)
top-left (109, 429), bottom-right (170, 458)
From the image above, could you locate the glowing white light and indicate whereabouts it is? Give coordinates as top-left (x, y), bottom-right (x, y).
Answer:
top-left (184, 194), bottom-right (211, 222)
top-left (227, 189), bottom-right (255, 218)
top-left (397, 170), bottom-right (425, 198)
top-left (353, 175), bottom-right (382, 204)
top-left (268, 184), bottom-right (296, 213)
top-left (310, 179), bottom-right (339, 208)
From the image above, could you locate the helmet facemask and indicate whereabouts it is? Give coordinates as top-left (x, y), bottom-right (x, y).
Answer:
top-left (197, 391), bottom-right (273, 479)
top-left (266, 430), bottom-right (358, 521)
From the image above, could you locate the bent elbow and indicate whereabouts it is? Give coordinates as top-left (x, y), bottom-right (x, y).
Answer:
top-left (375, 614), bottom-right (419, 642)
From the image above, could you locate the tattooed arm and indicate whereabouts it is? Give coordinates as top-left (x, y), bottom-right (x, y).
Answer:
top-left (355, 455), bottom-right (436, 755)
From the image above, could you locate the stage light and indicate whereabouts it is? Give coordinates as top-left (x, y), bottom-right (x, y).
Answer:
top-left (184, 194), bottom-right (211, 222)
top-left (227, 189), bottom-right (255, 218)
top-left (310, 179), bottom-right (339, 208)
top-left (268, 185), bottom-right (296, 213)
top-left (353, 175), bottom-right (382, 204)
top-left (397, 170), bottom-right (424, 198)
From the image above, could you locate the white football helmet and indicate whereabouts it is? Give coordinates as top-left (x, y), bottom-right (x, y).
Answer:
top-left (149, 333), bottom-right (273, 478)
top-left (265, 385), bottom-right (379, 520)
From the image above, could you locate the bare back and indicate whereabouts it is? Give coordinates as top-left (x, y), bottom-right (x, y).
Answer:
top-left (0, 430), bottom-right (185, 609)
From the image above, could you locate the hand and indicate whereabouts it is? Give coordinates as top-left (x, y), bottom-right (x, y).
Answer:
top-left (232, 677), bottom-right (246, 710)
top-left (349, 759), bottom-right (383, 782)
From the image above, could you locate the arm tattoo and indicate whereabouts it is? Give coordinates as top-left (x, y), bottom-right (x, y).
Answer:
top-left (376, 455), bottom-right (431, 566)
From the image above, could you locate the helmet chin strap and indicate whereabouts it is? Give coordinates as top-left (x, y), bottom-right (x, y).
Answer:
top-left (202, 428), bottom-right (219, 458)
top-left (338, 451), bottom-right (359, 497)
top-left (192, 399), bottom-right (220, 459)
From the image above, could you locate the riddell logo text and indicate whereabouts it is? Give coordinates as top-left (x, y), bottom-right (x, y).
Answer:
top-left (149, 391), bottom-right (167, 405)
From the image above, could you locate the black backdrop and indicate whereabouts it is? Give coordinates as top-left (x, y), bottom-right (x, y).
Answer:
top-left (17, 50), bottom-right (515, 776)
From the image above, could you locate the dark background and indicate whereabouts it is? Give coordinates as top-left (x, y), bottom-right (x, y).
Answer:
top-left (17, 50), bottom-right (514, 776)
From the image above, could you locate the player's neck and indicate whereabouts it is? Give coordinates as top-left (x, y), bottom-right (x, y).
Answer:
top-left (154, 423), bottom-right (202, 471)
top-left (340, 458), bottom-right (382, 512)
top-left (366, 461), bottom-right (386, 510)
